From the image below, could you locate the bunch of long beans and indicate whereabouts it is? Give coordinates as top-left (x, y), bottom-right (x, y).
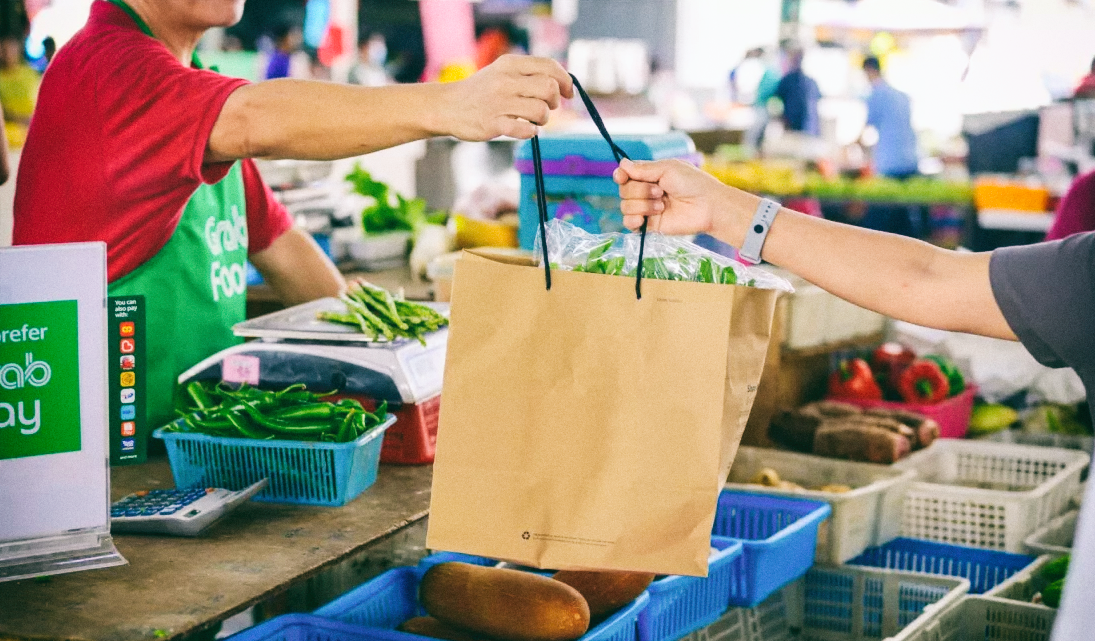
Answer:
top-left (165, 381), bottom-right (387, 443)
top-left (317, 281), bottom-right (447, 345)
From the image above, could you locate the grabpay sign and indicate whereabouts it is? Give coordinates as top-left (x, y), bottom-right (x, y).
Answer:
top-left (0, 300), bottom-right (81, 460)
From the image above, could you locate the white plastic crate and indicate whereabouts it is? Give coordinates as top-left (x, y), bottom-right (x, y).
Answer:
top-left (985, 554), bottom-right (1060, 616)
top-left (892, 441), bottom-right (1089, 551)
top-left (726, 447), bottom-right (915, 563)
top-left (900, 595), bottom-right (1056, 641)
top-left (1023, 510), bottom-right (1076, 556)
top-left (684, 565), bottom-right (968, 641)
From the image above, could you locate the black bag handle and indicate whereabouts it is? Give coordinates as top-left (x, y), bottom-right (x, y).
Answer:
top-left (533, 74), bottom-right (651, 299)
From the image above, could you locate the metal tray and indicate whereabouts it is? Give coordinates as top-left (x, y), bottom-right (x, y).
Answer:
top-left (233, 297), bottom-right (449, 344)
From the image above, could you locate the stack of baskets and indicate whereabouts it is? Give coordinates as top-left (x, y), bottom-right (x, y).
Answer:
top-left (227, 439), bottom-right (1088, 641)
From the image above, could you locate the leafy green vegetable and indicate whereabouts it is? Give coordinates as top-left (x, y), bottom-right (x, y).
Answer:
top-left (346, 164), bottom-right (430, 235)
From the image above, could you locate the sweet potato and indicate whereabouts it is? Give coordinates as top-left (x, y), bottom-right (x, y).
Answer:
top-left (552, 570), bottom-right (655, 621)
top-left (813, 423), bottom-right (911, 464)
top-left (804, 401), bottom-right (862, 418)
top-left (863, 408), bottom-right (940, 449)
top-left (399, 617), bottom-right (490, 641)
top-left (840, 414), bottom-right (917, 443)
top-left (420, 562), bottom-right (590, 641)
top-left (769, 410), bottom-right (823, 452)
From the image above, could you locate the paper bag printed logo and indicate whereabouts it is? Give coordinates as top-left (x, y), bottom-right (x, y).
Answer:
top-left (0, 301), bottom-right (82, 459)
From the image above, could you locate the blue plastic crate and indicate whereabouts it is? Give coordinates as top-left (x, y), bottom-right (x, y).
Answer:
top-left (846, 537), bottom-right (1036, 594)
top-left (315, 565), bottom-right (648, 641)
top-left (711, 490), bottom-right (832, 608)
top-left (153, 415), bottom-right (395, 507)
top-left (638, 536), bottom-right (744, 641)
top-left (228, 614), bottom-right (406, 641)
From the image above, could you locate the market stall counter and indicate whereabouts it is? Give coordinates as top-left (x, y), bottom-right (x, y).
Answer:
top-left (0, 458), bottom-right (433, 641)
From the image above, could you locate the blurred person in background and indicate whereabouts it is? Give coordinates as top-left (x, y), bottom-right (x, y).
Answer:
top-left (862, 56), bottom-right (918, 179)
top-left (731, 48), bottom-right (780, 149)
top-left (1075, 56), bottom-right (1095, 99)
top-left (348, 33), bottom-right (391, 87)
top-left (264, 22), bottom-right (301, 80)
top-left (774, 48), bottom-right (820, 136)
top-left (1045, 169), bottom-right (1095, 240)
top-left (0, 36), bottom-right (38, 125)
top-left (12, 0), bottom-right (573, 429)
top-left (42, 36), bottom-right (55, 67)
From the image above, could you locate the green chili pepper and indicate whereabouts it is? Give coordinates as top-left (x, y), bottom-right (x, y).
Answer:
top-left (186, 381), bottom-right (217, 410)
top-left (223, 410), bottom-right (276, 440)
top-left (271, 404), bottom-right (340, 421)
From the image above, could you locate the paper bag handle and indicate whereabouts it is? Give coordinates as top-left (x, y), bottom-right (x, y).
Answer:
top-left (533, 74), bottom-right (651, 299)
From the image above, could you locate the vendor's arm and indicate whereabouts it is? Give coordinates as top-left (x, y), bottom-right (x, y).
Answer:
top-left (250, 228), bottom-right (345, 305)
top-left (208, 55), bottom-right (573, 162)
top-left (614, 159), bottom-right (1015, 340)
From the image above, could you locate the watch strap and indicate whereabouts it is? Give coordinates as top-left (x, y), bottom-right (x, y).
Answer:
top-left (739, 198), bottom-right (780, 265)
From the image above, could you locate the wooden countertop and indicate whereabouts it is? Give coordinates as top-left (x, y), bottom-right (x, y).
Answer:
top-left (0, 459), bottom-right (433, 641)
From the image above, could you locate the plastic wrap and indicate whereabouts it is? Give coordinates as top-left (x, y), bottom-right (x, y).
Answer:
top-left (534, 218), bottom-right (793, 292)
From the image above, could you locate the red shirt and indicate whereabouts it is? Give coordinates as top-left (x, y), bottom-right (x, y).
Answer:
top-left (1046, 169), bottom-right (1095, 241)
top-left (13, 1), bottom-right (292, 282)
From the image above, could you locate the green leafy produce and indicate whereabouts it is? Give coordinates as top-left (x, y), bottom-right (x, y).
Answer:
top-left (1023, 404), bottom-right (1092, 436)
top-left (1041, 555), bottom-right (1070, 583)
top-left (1042, 579), bottom-right (1064, 608)
top-left (318, 281), bottom-right (448, 345)
top-left (165, 381), bottom-right (387, 443)
top-left (346, 164), bottom-right (429, 235)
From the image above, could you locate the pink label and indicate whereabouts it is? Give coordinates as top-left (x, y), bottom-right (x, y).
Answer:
top-left (222, 354), bottom-right (261, 386)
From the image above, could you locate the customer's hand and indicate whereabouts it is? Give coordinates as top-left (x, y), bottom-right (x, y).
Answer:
top-left (614, 159), bottom-right (755, 239)
top-left (445, 55), bottom-right (574, 141)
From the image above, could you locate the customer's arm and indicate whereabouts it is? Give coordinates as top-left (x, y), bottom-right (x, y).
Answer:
top-left (249, 228), bottom-right (346, 306)
top-left (208, 55), bottom-right (573, 162)
top-left (614, 159), bottom-right (1016, 340)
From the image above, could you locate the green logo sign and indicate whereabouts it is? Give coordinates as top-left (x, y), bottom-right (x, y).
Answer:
top-left (0, 300), bottom-right (82, 460)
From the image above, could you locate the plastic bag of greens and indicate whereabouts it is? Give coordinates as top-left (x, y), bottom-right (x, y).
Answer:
top-left (534, 219), bottom-right (793, 292)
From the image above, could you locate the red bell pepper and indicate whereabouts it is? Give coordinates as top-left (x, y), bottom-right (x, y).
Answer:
top-left (871, 342), bottom-right (917, 399)
top-left (898, 359), bottom-right (950, 404)
top-left (829, 358), bottom-right (883, 400)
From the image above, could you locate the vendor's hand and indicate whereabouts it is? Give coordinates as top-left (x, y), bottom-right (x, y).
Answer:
top-left (445, 55), bottom-right (574, 141)
top-left (613, 159), bottom-right (755, 239)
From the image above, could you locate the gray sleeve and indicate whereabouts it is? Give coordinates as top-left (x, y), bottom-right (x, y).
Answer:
top-left (989, 232), bottom-right (1095, 370)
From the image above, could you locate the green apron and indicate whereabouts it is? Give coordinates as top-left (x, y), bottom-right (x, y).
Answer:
top-left (107, 0), bottom-right (248, 427)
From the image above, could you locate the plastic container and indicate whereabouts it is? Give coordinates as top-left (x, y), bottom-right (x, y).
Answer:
top-left (891, 440), bottom-right (1088, 551)
top-left (1023, 510), bottom-right (1077, 556)
top-left (987, 429), bottom-right (1094, 456)
top-left (847, 538), bottom-right (1036, 594)
top-left (417, 539), bottom-right (748, 641)
top-left (983, 554), bottom-right (1059, 613)
top-left (314, 565), bottom-right (649, 641)
top-left (227, 614), bottom-right (404, 641)
top-left (153, 415), bottom-right (394, 507)
top-left (711, 490), bottom-right (832, 607)
top-left (352, 394), bottom-right (439, 465)
top-left (638, 537), bottom-right (745, 641)
top-left (831, 387), bottom-right (977, 440)
top-left (684, 565), bottom-right (969, 641)
top-left (514, 133), bottom-right (698, 249)
top-left (345, 231), bottom-right (412, 271)
top-left (725, 447), bottom-right (915, 563)
top-left (900, 595), bottom-right (1057, 641)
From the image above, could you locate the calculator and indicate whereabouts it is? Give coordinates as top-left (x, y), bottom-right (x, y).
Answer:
top-left (110, 479), bottom-right (268, 536)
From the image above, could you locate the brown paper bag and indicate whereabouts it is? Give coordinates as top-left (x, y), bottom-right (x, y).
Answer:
top-left (426, 249), bottom-right (778, 576)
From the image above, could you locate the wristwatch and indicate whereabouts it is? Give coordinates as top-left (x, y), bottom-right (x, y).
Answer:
top-left (738, 198), bottom-right (780, 265)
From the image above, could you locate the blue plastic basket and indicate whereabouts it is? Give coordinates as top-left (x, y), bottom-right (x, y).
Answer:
top-left (227, 614), bottom-right (407, 641)
top-left (711, 490), bottom-right (832, 608)
top-left (637, 536), bottom-right (744, 641)
top-left (314, 565), bottom-right (648, 641)
top-left (153, 415), bottom-right (395, 507)
top-left (846, 537), bottom-right (1036, 594)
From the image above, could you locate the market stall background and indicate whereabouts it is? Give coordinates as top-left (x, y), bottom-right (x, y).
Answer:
top-left (1, 0), bottom-right (1094, 639)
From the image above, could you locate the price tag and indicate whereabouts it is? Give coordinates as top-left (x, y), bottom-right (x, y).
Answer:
top-left (222, 354), bottom-right (261, 386)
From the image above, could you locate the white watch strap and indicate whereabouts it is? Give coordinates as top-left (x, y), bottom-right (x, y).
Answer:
top-left (739, 198), bottom-right (780, 265)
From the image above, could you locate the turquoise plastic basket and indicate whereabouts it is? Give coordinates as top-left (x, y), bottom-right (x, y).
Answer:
top-left (418, 538), bottom-right (745, 641)
top-left (228, 614), bottom-right (405, 641)
top-left (711, 490), bottom-right (832, 608)
top-left (314, 565), bottom-right (648, 641)
top-left (153, 415), bottom-right (394, 507)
